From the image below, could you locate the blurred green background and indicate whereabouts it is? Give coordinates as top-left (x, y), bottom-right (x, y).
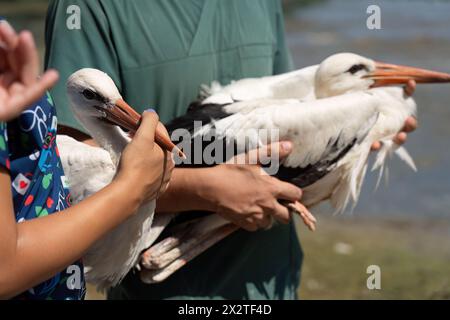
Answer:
top-left (1, 0), bottom-right (449, 300)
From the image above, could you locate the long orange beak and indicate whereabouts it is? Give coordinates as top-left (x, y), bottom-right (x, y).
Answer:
top-left (366, 62), bottom-right (450, 87)
top-left (103, 98), bottom-right (185, 158)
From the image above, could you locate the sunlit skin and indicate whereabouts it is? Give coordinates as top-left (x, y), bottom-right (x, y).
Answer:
top-left (371, 80), bottom-right (418, 151)
top-left (0, 21), bottom-right (58, 121)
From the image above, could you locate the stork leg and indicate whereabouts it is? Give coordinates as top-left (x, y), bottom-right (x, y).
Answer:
top-left (140, 223), bottom-right (238, 283)
top-left (287, 201), bottom-right (317, 231)
top-left (142, 226), bottom-right (215, 270)
top-left (141, 215), bottom-right (229, 269)
top-left (140, 202), bottom-right (316, 282)
top-left (140, 219), bottom-right (197, 267)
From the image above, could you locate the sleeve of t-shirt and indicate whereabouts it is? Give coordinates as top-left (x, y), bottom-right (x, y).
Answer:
top-left (0, 122), bottom-right (10, 170)
top-left (272, 0), bottom-right (294, 74)
top-left (44, 0), bottom-right (121, 133)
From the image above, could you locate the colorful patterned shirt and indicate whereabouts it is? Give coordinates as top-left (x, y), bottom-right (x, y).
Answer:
top-left (0, 92), bottom-right (86, 300)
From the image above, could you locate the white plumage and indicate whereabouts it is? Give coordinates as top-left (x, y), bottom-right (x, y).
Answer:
top-left (58, 69), bottom-right (171, 290)
top-left (57, 53), bottom-right (450, 286)
top-left (138, 52), bottom-right (449, 282)
top-left (201, 65), bottom-right (318, 104)
top-left (200, 53), bottom-right (394, 103)
top-left (189, 52), bottom-right (447, 211)
top-left (194, 87), bottom-right (416, 212)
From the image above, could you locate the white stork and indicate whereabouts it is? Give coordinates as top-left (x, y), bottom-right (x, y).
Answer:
top-left (57, 69), bottom-right (178, 290)
top-left (199, 52), bottom-right (444, 103)
top-left (199, 65), bottom-right (318, 104)
top-left (139, 53), bottom-right (450, 283)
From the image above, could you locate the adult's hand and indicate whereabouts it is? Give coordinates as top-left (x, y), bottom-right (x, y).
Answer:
top-left (371, 80), bottom-right (418, 151)
top-left (203, 141), bottom-right (303, 231)
top-left (0, 21), bottom-right (59, 121)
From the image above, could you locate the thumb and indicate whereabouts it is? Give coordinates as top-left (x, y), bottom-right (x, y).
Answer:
top-left (133, 109), bottom-right (159, 147)
top-left (156, 121), bottom-right (170, 141)
top-left (269, 141), bottom-right (293, 161)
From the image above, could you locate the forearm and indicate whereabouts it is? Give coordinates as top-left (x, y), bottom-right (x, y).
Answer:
top-left (156, 167), bottom-right (216, 213)
top-left (0, 179), bottom-right (142, 299)
top-left (58, 126), bottom-right (213, 213)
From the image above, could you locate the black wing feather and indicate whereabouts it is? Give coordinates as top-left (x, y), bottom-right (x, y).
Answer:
top-left (166, 103), bottom-right (231, 133)
top-left (275, 136), bottom-right (357, 188)
top-left (167, 101), bottom-right (378, 188)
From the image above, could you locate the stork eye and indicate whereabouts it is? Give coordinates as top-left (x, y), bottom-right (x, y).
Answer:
top-left (347, 64), bottom-right (367, 74)
top-left (82, 89), bottom-right (97, 100)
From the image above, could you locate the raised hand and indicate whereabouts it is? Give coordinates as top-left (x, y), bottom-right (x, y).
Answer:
top-left (0, 21), bottom-right (59, 121)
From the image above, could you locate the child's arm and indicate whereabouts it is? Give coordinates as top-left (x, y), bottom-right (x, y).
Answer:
top-left (0, 111), bottom-right (173, 299)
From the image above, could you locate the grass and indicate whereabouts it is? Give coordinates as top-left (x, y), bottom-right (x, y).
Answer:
top-left (297, 215), bottom-right (450, 299)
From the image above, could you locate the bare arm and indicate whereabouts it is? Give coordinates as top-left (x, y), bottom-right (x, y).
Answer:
top-left (0, 111), bottom-right (172, 299)
top-left (156, 167), bottom-right (216, 213)
top-left (0, 168), bottom-right (140, 298)
top-left (156, 142), bottom-right (303, 231)
top-left (59, 127), bottom-right (218, 213)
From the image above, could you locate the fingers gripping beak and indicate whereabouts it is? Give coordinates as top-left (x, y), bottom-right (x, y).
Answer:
top-left (103, 98), bottom-right (186, 158)
top-left (367, 62), bottom-right (450, 87)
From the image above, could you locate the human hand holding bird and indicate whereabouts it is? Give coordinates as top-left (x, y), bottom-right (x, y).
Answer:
top-left (204, 141), bottom-right (306, 231)
top-left (371, 79), bottom-right (418, 151)
top-left (115, 110), bottom-right (174, 204)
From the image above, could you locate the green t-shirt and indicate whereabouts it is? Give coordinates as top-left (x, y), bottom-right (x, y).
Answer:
top-left (45, 0), bottom-right (303, 299)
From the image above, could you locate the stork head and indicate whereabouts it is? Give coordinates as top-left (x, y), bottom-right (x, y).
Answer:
top-left (67, 68), bottom-right (141, 132)
top-left (315, 52), bottom-right (450, 98)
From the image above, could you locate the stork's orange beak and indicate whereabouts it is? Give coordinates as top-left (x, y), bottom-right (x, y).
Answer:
top-left (103, 98), bottom-right (186, 158)
top-left (366, 62), bottom-right (450, 87)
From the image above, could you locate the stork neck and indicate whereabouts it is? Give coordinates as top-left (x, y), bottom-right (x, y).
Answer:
top-left (79, 117), bottom-right (129, 166)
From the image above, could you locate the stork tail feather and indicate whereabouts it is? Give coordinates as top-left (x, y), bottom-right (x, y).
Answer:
top-left (395, 146), bottom-right (418, 172)
top-left (371, 140), bottom-right (417, 191)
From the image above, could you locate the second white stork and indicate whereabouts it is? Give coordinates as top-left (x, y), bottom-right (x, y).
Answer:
top-left (167, 53), bottom-right (450, 210)
top-left (140, 53), bottom-right (450, 282)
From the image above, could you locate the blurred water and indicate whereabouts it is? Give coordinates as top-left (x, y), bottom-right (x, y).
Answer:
top-left (286, 0), bottom-right (450, 218)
